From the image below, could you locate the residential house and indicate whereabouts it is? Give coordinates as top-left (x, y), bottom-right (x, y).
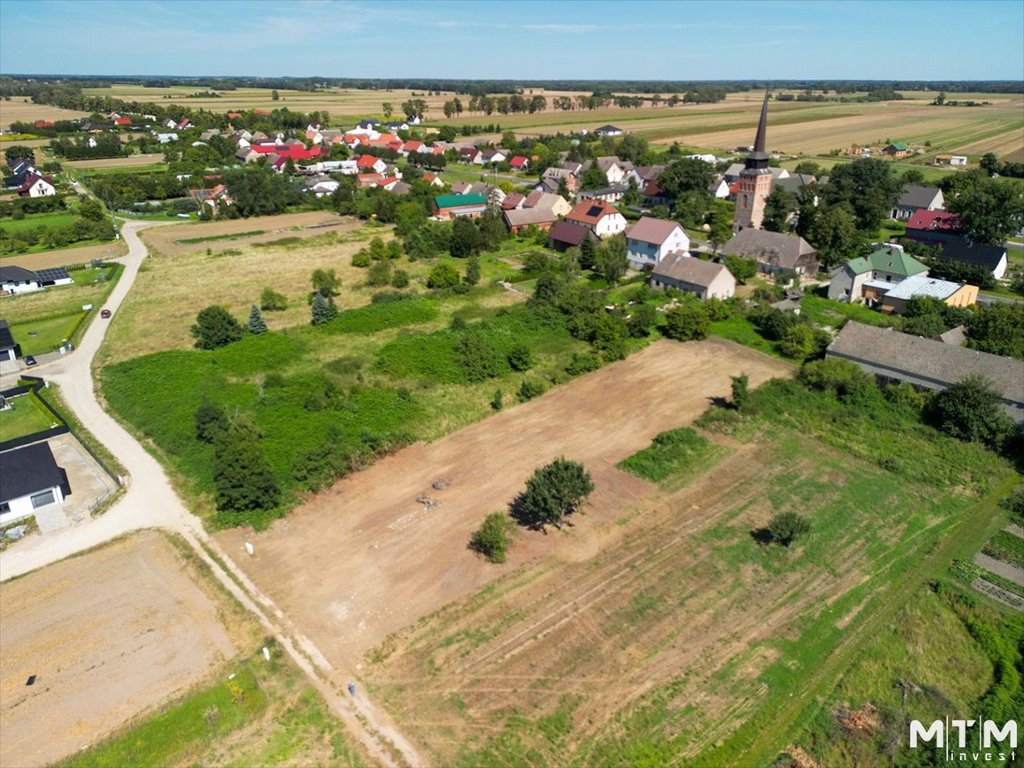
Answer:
top-left (827, 244), bottom-right (929, 303)
top-left (385, 120), bottom-right (410, 132)
top-left (526, 192), bottom-right (570, 217)
top-left (890, 185), bottom-right (945, 221)
top-left (904, 210), bottom-right (962, 246)
top-left (938, 238), bottom-right (1009, 280)
top-left (548, 220), bottom-right (596, 251)
top-left (502, 192), bottom-right (526, 211)
top-left (504, 206), bottom-right (560, 233)
top-left (434, 193), bottom-right (487, 219)
top-left (577, 186), bottom-right (628, 203)
top-left (4, 159), bottom-right (37, 189)
top-left (827, 321), bottom-right (1024, 425)
top-left (536, 167), bottom-right (578, 196)
top-left (625, 217), bottom-right (690, 270)
top-left (189, 184), bottom-right (232, 213)
top-left (0, 266), bottom-right (73, 295)
top-left (303, 176), bottom-right (341, 197)
top-left (480, 149), bottom-right (508, 165)
top-left (626, 165), bottom-right (666, 188)
top-left (565, 200), bottom-right (627, 239)
top-left (0, 442), bottom-right (71, 526)
top-left (878, 274), bottom-right (978, 314)
top-left (451, 181), bottom-right (473, 195)
top-left (356, 155), bottom-right (387, 174)
top-left (722, 229), bottom-right (819, 277)
top-left (882, 142), bottom-right (909, 158)
top-left (17, 174), bottom-right (55, 198)
top-left (421, 172), bottom-right (444, 187)
top-left (459, 147), bottom-right (482, 164)
top-left (0, 319), bottom-right (19, 362)
top-left (595, 125), bottom-right (623, 137)
top-left (949, 155), bottom-right (968, 166)
top-left (709, 178), bottom-right (731, 199)
top-left (562, 161), bottom-right (583, 176)
top-left (586, 156), bottom-right (634, 185)
top-left (356, 173), bottom-right (389, 188)
top-left (113, 116), bottom-right (132, 127)
top-left (650, 252), bottom-right (736, 300)
top-left (509, 155), bottom-right (529, 171)
top-left (155, 132), bottom-right (179, 144)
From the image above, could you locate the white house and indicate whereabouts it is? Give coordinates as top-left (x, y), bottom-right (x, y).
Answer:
top-left (890, 185), bottom-right (944, 221)
top-left (0, 442), bottom-right (70, 526)
top-left (0, 265), bottom-right (73, 294)
top-left (155, 132), bottom-right (179, 144)
top-left (949, 156), bottom-right (968, 166)
top-left (651, 252), bottom-right (736, 300)
top-left (565, 200), bottom-right (627, 239)
top-left (625, 217), bottom-right (690, 270)
top-left (18, 174), bottom-right (56, 198)
top-left (595, 125), bottom-right (623, 137)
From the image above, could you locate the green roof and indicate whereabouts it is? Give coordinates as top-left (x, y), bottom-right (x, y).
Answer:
top-left (849, 246), bottom-right (928, 277)
top-left (888, 142), bottom-right (908, 151)
top-left (434, 193), bottom-right (486, 208)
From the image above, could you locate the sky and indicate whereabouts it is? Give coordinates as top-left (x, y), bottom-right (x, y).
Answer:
top-left (1, 0), bottom-right (1022, 81)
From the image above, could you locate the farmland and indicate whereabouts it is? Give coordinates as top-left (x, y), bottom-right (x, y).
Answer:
top-left (0, 96), bottom-right (89, 129)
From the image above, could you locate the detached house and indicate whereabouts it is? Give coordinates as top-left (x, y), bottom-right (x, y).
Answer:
top-left (565, 200), bottom-right (627, 239)
top-left (651, 252), bottom-right (736, 300)
top-left (828, 244), bottom-right (929, 304)
top-left (595, 125), bottom-right (623, 137)
top-left (890, 185), bottom-right (944, 221)
top-left (17, 173), bottom-right (56, 198)
top-left (722, 229), bottom-right (819, 277)
top-left (625, 217), bottom-right (690, 270)
top-left (0, 442), bottom-right (71, 526)
top-left (882, 142), bottom-right (909, 158)
top-left (509, 156), bottom-right (529, 170)
top-left (356, 155), bottom-right (387, 174)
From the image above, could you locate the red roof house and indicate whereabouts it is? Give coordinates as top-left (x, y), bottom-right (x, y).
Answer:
top-left (114, 117), bottom-right (132, 126)
top-left (509, 155), bottom-right (529, 170)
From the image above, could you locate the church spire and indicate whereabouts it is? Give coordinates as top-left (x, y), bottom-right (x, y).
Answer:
top-left (753, 89), bottom-right (768, 154)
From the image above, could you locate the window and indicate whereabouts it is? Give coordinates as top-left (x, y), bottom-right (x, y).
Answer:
top-left (31, 490), bottom-right (55, 509)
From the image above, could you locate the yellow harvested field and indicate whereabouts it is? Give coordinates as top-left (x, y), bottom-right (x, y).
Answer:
top-left (0, 97), bottom-right (89, 129)
top-left (0, 240), bottom-right (128, 270)
top-left (65, 153), bottom-right (167, 169)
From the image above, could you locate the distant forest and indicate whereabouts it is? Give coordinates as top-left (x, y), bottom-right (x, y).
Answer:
top-left (1, 75), bottom-right (1022, 96)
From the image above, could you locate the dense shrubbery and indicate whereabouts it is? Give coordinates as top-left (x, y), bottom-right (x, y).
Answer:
top-left (618, 428), bottom-right (716, 483)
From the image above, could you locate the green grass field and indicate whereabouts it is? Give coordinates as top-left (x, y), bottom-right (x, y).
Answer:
top-left (7, 313), bottom-right (82, 356)
top-left (617, 426), bottom-right (728, 487)
top-left (0, 212), bottom-right (80, 234)
top-left (0, 394), bottom-right (58, 440)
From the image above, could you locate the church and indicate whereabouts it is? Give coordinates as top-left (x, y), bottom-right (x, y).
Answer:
top-left (733, 92), bottom-right (772, 233)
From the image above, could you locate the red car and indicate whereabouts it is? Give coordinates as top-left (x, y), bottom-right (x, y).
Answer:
top-left (100, 309), bottom-right (112, 319)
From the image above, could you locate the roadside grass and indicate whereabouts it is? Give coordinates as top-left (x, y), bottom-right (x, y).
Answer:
top-left (617, 427), bottom-right (729, 488)
top-left (0, 393), bottom-right (57, 440)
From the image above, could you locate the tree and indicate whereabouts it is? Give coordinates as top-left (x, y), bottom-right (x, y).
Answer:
top-left (793, 160), bottom-right (824, 177)
top-left (762, 187), bottom-right (796, 232)
top-left (965, 302), bottom-right (1024, 360)
top-left (925, 375), bottom-right (1016, 450)
top-left (310, 291), bottom-right (336, 325)
top-left (194, 401), bottom-right (229, 443)
top-left (450, 218), bottom-right (483, 258)
top-left (581, 166), bottom-right (609, 190)
top-left (470, 512), bottom-right (514, 563)
top-left (311, 268), bottom-right (340, 297)
top-left (247, 304), bottom-right (267, 334)
top-left (513, 458), bottom-right (594, 530)
top-left (657, 158), bottom-right (715, 200)
top-left (662, 302), bottom-right (710, 341)
top-left (626, 303), bottom-right (658, 338)
top-left (943, 171), bottom-right (1024, 245)
top-left (823, 158), bottom-right (902, 230)
top-left (427, 262), bottom-right (461, 289)
top-left (806, 204), bottom-right (861, 269)
top-left (980, 152), bottom-right (1000, 177)
top-left (765, 512), bottom-right (811, 547)
top-left (507, 343), bottom-right (532, 371)
top-left (382, 102), bottom-right (394, 118)
top-left (191, 306), bottom-right (243, 349)
top-left (579, 235), bottom-right (597, 270)
top-left (225, 166), bottom-right (298, 217)
top-left (4, 145), bottom-right (34, 166)
top-left (212, 422), bottom-right (281, 525)
top-left (260, 287), bottom-right (287, 311)
top-left (899, 169), bottom-right (925, 185)
top-left (705, 202), bottom-right (733, 252)
top-left (595, 234), bottom-right (628, 285)
top-left (271, 89), bottom-right (280, 101)
top-left (730, 374), bottom-right (749, 410)
top-left (367, 260), bottom-right (392, 286)
top-left (724, 255), bottom-right (757, 284)
top-left (779, 322), bottom-right (817, 359)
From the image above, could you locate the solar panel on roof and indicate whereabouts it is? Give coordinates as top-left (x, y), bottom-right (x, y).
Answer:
top-left (35, 268), bottom-right (70, 282)
top-left (587, 205), bottom-right (602, 217)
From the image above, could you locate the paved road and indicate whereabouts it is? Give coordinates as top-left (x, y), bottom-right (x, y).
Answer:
top-left (0, 220), bottom-right (422, 768)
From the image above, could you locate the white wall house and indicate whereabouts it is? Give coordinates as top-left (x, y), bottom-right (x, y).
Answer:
top-left (0, 442), bottom-right (69, 526)
top-left (651, 252), bottom-right (736, 300)
top-left (625, 217), bottom-right (690, 270)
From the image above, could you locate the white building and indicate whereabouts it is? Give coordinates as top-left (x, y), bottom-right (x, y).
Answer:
top-left (625, 217), bottom-right (690, 270)
top-left (0, 442), bottom-right (69, 525)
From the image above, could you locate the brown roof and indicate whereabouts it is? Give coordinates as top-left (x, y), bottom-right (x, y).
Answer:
top-left (502, 192), bottom-right (526, 210)
top-left (652, 252), bottom-right (730, 289)
top-left (722, 229), bottom-right (816, 270)
top-left (548, 220), bottom-right (592, 246)
top-left (827, 322), bottom-right (1024, 405)
top-left (504, 207), bottom-right (559, 228)
top-left (626, 216), bottom-right (682, 246)
top-left (566, 200), bottom-right (620, 226)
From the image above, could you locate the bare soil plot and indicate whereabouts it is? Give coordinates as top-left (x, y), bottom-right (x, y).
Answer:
top-left (64, 153), bottom-right (167, 170)
top-left (0, 97), bottom-right (89, 129)
top-left (0, 531), bottom-right (241, 768)
top-left (0, 240), bottom-right (128, 271)
top-left (215, 339), bottom-right (793, 672)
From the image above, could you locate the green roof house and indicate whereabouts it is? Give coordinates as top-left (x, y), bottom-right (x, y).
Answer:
top-left (828, 244), bottom-right (928, 303)
top-left (433, 193), bottom-right (487, 220)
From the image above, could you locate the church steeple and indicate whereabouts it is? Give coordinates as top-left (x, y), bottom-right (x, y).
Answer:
top-left (734, 91), bottom-right (773, 232)
top-left (744, 90), bottom-right (770, 170)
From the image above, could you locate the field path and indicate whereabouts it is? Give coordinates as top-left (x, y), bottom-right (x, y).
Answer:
top-left (0, 220), bottom-right (421, 768)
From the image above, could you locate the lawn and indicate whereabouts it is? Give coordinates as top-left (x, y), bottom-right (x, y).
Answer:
top-left (0, 212), bottom-right (80, 234)
top-left (360, 374), bottom-right (1016, 768)
top-left (0, 394), bottom-right (58, 441)
top-left (7, 313), bottom-right (83, 356)
top-left (709, 314), bottom-right (782, 357)
top-left (799, 293), bottom-right (901, 330)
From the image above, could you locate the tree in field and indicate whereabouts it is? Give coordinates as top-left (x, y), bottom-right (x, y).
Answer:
top-left (965, 302), bottom-right (1024, 360)
top-left (730, 373), bottom-right (749, 410)
top-left (366, 260), bottom-right (392, 287)
top-left (724, 255), bottom-right (757, 284)
top-left (507, 343), bottom-right (533, 372)
top-left (980, 152), bottom-right (1000, 177)
top-left (513, 458), bottom-right (594, 531)
top-left (191, 306), bottom-right (243, 349)
top-left (823, 158), bottom-right (902, 231)
top-left (942, 171), bottom-right (1024, 246)
top-left (427, 262), bottom-right (461, 289)
top-left (382, 102), bottom-right (394, 118)
top-left (762, 187), bottom-right (796, 232)
top-left (194, 401), bottom-right (229, 443)
top-left (765, 511), bottom-right (811, 547)
top-left (925, 375), bottom-right (1016, 450)
top-left (595, 234), bottom-right (628, 285)
top-left (310, 291), bottom-right (336, 325)
top-left (450, 218), bottom-right (483, 258)
top-left (469, 512), bottom-right (514, 563)
top-left (260, 287), bottom-right (287, 311)
top-left (662, 302), bottom-right (710, 342)
top-left (271, 89), bottom-right (280, 101)
top-left (311, 268), bottom-right (341, 297)
top-left (464, 256), bottom-right (481, 285)
top-left (212, 422), bottom-right (281, 526)
top-left (247, 304), bottom-right (267, 334)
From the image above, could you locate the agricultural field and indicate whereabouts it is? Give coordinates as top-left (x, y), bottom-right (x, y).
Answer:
top-left (64, 152), bottom-right (168, 170)
top-left (0, 239), bottom-right (127, 270)
top-left (347, 375), bottom-right (1018, 768)
top-left (0, 96), bottom-right (89, 129)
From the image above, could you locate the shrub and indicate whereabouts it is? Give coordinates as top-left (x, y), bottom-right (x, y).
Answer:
top-left (511, 458), bottom-right (594, 530)
top-left (626, 303), bottom-right (658, 338)
top-left (731, 374), bottom-right (749, 410)
top-left (390, 269), bottom-right (410, 288)
top-left (924, 374), bottom-right (1017, 451)
top-left (263, 371), bottom-right (286, 388)
top-left (191, 306), bottom-right (243, 350)
top-left (764, 511), bottom-right (811, 547)
top-left (491, 389), bottom-right (504, 411)
top-left (366, 260), bottom-right (392, 287)
top-left (212, 423), bottom-right (281, 527)
top-left (565, 352), bottom-right (602, 376)
top-left (351, 249), bottom-right (371, 267)
top-left (457, 331), bottom-right (505, 382)
top-left (427, 262), bottom-right (461, 289)
top-left (662, 302), bottom-right (710, 341)
top-left (259, 287), bottom-right (288, 311)
top-left (247, 305), bottom-right (267, 335)
top-left (517, 378), bottom-right (547, 402)
top-left (469, 512), bottom-right (514, 563)
top-left (310, 292), bottom-right (337, 326)
top-left (507, 343), bottom-right (533, 372)
top-left (194, 401), bottom-right (229, 443)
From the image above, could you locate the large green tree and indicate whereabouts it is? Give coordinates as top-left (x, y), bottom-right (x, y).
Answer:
top-left (513, 458), bottom-right (594, 530)
top-left (662, 302), bottom-right (710, 341)
top-left (595, 234), bottom-right (628, 285)
top-left (762, 187), bottom-right (796, 233)
top-left (925, 375), bottom-right (1016, 450)
top-left (823, 158), bottom-right (902, 230)
top-left (191, 306), bottom-right (243, 349)
top-left (224, 166), bottom-right (299, 217)
top-left (450, 218), bottom-right (483, 258)
top-left (213, 422), bottom-right (281, 525)
top-left (966, 302), bottom-right (1024, 360)
top-left (657, 158), bottom-right (715, 200)
top-left (806, 204), bottom-right (862, 269)
top-left (942, 170), bottom-right (1024, 245)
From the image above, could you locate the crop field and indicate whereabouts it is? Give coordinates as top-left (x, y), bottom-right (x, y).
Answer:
top-left (64, 153), bottom-right (168, 170)
top-left (0, 532), bottom-right (245, 768)
top-left (0, 96), bottom-right (89, 129)
top-left (347, 377), bottom-right (1015, 768)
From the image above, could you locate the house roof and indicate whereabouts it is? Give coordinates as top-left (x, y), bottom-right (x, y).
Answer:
top-left (504, 207), bottom-right (559, 228)
top-left (625, 216), bottom-right (683, 246)
top-left (886, 142), bottom-right (909, 151)
top-left (939, 325), bottom-right (967, 346)
top-left (882, 274), bottom-right (969, 302)
top-left (566, 200), bottom-right (621, 225)
top-left (596, 125), bottom-right (622, 133)
top-left (773, 174), bottom-right (816, 194)
top-left (356, 155), bottom-right (381, 168)
top-left (34, 267), bottom-right (71, 283)
top-left (0, 265), bottom-right (38, 283)
top-left (939, 238), bottom-right (1007, 271)
top-left (827, 321), bottom-right (1024, 405)
top-left (907, 210), bottom-right (961, 232)
top-left (435, 193), bottom-right (487, 208)
top-left (846, 245), bottom-right (928, 277)
top-left (502, 192), bottom-right (526, 209)
top-left (896, 184), bottom-right (942, 209)
top-left (527, 192), bottom-right (565, 211)
top-left (0, 319), bottom-right (16, 351)
top-left (0, 442), bottom-right (66, 505)
top-left (652, 252), bottom-right (730, 288)
top-left (722, 229), bottom-right (816, 269)
top-left (509, 155), bottom-right (528, 167)
top-left (548, 220), bottom-right (592, 246)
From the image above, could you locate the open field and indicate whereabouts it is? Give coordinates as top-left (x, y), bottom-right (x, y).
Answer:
top-left (0, 239), bottom-right (128, 270)
top-left (64, 152), bottom-right (168, 170)
top-left (0, 96), bottom-right (90, 129)
top-left (0, 531), bottom-right (243, 768)
top-left (215, 339), bottom-right (793, 669)
top-left (0, 212), bottom-right (80, 234)
top-left (345, 376), bottom-right (1015, 767)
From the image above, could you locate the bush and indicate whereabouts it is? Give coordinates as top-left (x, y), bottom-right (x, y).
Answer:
top-left (618, 428), bottom-right (714, 483)
top-left (351, 249), bottom-right (371, 267)
top-left (469, 512), bottom-right (514, 563)
top-left (511, 458), bottom-right (594, 530)
top-left (491, 389), bottom-right (504, 411)
top-left (565, 352), bottom-right (602, 376)
top-left (925, 374), bottom-right (1017, 451)
top-left (390, 269), bottom-right (410, 288)
top-left (212, 422), bottom-right (281, 528)
top-left (507, 343), bottom-right (533, 372)
top-left (764, 511), bottom-right (811, 547)
top-left (626, 303), bottom-right (658, 338)
top-left (259, 287), bottom-right (288, 311)
top-left (517, 378), bottom-right (547, 402)
top-left (457, 331), bottom-right (505, 382)
top-left (191, 306), bottom-right (243, 349)
top-left (194, 401), bottom-right (229, 443)
top-left (427, 262), bottom-right (461, 289)
top-left (662, 302), bottom-right (710, 341)
top-left (366, 260), bottom-right (392, 287)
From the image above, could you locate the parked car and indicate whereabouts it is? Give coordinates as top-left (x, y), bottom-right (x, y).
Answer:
top-left (100, 309), bottom-right (112, 319)
top-left (24, 355), bottom-right (37, 366)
